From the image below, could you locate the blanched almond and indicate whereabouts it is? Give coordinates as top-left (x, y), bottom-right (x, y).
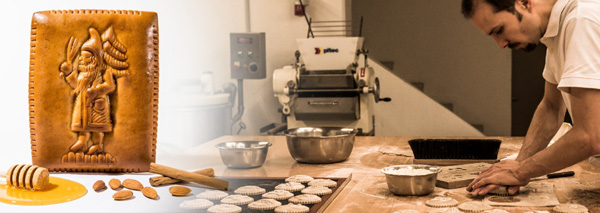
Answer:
top-left (123, 179), bottom-right (143, 190)
top-left (141, 186), bottom-right (158, 199)
top-left (93, 180), bottom-right (107, 192)
top-left (169, 186), bottom-right (191, 196)
top-left (112, 190), bottom-right (133, 200)
top-left (109, 179), bottom-right (121, 190)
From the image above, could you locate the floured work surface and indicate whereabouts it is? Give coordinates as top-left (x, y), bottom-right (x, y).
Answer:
top-left (212, 175), bottom-right (351, 213)
top-left (29, 10), bottom-right (159, 172)
top-left (413, 159), bottom-right (498, 166)
top-left (483, 182), bottom-right (560, 207)
top-left (378, 144), bottom-right (413, 157)
top-left (436, 163), bottom-right (491, 189)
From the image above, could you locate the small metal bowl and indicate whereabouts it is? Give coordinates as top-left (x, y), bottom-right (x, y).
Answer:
top-left (215, 141), bottom-right (272, 169)
top-left (381, 164), bottom-right (442, 196)
top-left (590, 155), bottom-right (600, 171)
top-left (285, 127), bottom-right (357, 163)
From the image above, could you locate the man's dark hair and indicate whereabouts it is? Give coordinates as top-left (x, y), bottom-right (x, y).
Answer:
top-left (461, 0), bottom-right (517, 18)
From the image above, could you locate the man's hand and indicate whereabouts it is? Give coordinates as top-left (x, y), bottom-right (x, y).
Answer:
top-left (86, 87), bottom-right (98, 99)
top-left (466, 160), bottom-right (529, 196)
top-left (59, 37), bottom-right (80, 77)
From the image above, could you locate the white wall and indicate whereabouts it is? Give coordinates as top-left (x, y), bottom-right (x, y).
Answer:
top-left (353, 0), bottom-right (512, 136)
top-left (239, 0), bottom-right (350, 137)
top-left (371, 60), bottom-right (484, 136)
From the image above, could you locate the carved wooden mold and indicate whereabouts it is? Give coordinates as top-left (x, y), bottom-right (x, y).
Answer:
top-left (29, 10), bottom-right (159, 172)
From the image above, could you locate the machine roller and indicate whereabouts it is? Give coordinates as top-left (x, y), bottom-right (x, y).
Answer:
top-left (273, 37), bottom-right (390, 135)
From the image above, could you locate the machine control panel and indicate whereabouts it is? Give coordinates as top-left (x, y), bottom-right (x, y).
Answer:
top-left (230, 33), bottom-right (266, 79)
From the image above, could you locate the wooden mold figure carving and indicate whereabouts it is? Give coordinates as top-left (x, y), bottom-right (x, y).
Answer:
top-left (30, 10), bottom-right (159, 172)
top-left (59, 26), bottom-right (128, 161)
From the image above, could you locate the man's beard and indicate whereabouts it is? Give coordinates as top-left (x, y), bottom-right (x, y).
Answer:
top-left (75, 62), bottom-right (100, 94)
top-left (509, 42), bottom-right (537, 52)
top-left (507, 10), bottom-right (537, 52)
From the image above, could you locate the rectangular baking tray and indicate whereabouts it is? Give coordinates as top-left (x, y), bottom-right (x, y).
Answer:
top-left (211, 174), bottom-right (352, 213)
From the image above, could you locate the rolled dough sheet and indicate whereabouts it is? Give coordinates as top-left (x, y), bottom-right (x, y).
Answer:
top-left (378, 145), bottom-right (413, 157)
top-left (436, 163), bottom-right (492, 189)
top-left (483, 182), bottom-right (559, 207)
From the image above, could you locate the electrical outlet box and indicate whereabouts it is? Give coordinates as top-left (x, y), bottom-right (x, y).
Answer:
top-left (230, 32), bottom-right (266, 79)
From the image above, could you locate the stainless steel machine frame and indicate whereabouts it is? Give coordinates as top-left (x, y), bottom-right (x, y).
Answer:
top-left (273, 37), bottom-right (388, 135)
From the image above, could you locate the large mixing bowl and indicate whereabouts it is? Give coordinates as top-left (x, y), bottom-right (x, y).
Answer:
top-left (215, 141), bottom-right (272, 169)
top-left (381, 164), bottom-right (442, 196)
top-left (285, 127), bottom-right (357, 163)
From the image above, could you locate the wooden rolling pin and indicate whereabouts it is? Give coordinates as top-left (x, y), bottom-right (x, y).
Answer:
top-left (149, 168), bottom-right (215, 186)
top-left (149, 163), bottom-right (228, 190)
top-left (0, 164), bottom-right (49, 190)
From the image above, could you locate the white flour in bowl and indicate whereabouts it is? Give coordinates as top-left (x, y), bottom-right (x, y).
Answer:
top-left (386, 168), bottom-right (434, 176)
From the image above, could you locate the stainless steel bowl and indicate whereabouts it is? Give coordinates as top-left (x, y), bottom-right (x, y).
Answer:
top-left (215, 141), bottom-right (272, 169)
top-left (590, 155), bottom-right (600, 171)
top-left (381, 164), bottom-right (442, 196)
top-left (285, 127), bottom-right (357, 163)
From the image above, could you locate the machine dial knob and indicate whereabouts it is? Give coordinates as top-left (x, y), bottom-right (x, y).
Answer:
top-left (249, 62), bottom-right (259, 72)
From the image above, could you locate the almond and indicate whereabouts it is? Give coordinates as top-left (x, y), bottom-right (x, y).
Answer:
top-left (112, 190), bottom-right (133, 200)
top-left (141, 186), bottom-right (158, 199)
top-left (169, 186), bottom-right (191, 196)
top-left (109, 179), bottom-right (121, 190)
top-left (123, 179), bottom-right (143, 190)
top-left (93, 180), bottom-right (107, 192)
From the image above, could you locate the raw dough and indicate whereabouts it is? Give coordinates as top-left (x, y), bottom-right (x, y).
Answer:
top-left (458, 201), bottom-right (493, 212)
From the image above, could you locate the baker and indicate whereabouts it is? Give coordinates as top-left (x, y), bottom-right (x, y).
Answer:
top-left (461, 0), bottom-right (600, 196)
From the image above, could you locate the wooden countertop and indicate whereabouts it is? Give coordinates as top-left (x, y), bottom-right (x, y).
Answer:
top-left (186, 136), bottom-right (600, 212)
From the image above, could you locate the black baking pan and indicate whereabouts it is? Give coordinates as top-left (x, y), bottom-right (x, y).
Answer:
top-left (408, 139), bottom-right (501, 160)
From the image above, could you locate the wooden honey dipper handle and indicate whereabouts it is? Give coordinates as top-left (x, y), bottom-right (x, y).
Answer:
top-left (1, 164), bottom-right (50, 190)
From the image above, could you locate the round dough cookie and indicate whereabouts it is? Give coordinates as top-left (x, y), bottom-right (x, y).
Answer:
top-left (458, 201), bottom-right (493, 212)
top-left (262, 190), bottom-right (295, 200)
top-left (286, 175), bottom-right (314, 183)
top-left (308, 179), bottom-right (337, 188)
top-left (425, 196), bottom-right (459, 208)
top-left (197, 190), bottom-right (229, 200)
top-left (393, 210), bottom-right (421, 213)
top-left (301, 186), bottom-right (333, 196)
top-left (524, 211), bottom-right (550, 213)
top-left (274, 203), bottom-right (310, 213)
top-left (483, 210), bottom-right (510, 213)
top-left (552, 204), bottom-right (589, 213)
top-left (220, 194), bottom-right (254, 205)
top-left (288, 194), bottom-right (322, 205)
top-left (207, 204), bottom-right (242, 213)
top-left (234, 185), bottom-right (267, 195)
top-left (179, 199), bottom-right (214, 210)
top-left (248, 198), bottom-right (283, 210)
top-left (429, 207), bottom-right (463, 213)
top-left (275, 182), bottom-right (306, 192)
top-left (488, 186), bottom-right (517, 196)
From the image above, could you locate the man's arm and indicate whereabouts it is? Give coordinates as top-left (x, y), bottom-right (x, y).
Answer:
top-left (515, 81), bottom-right (566, 162)
top-left (467, 82), bottom-right (565, 195)
top-left (468, 87), bottom-right (600, 195)
top-left (64, 70), bottom-right (79, 89)
top-left (516, 87), bottom-right (600, 179)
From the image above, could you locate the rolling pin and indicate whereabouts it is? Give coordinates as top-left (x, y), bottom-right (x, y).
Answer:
top-left (149, 163), bottom-right (229, 190)
top-left (0, 164), bottom-right (50, 190)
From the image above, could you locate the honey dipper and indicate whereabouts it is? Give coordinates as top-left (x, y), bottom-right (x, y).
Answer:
top-left (0, 164), bottom-right (49, 190)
